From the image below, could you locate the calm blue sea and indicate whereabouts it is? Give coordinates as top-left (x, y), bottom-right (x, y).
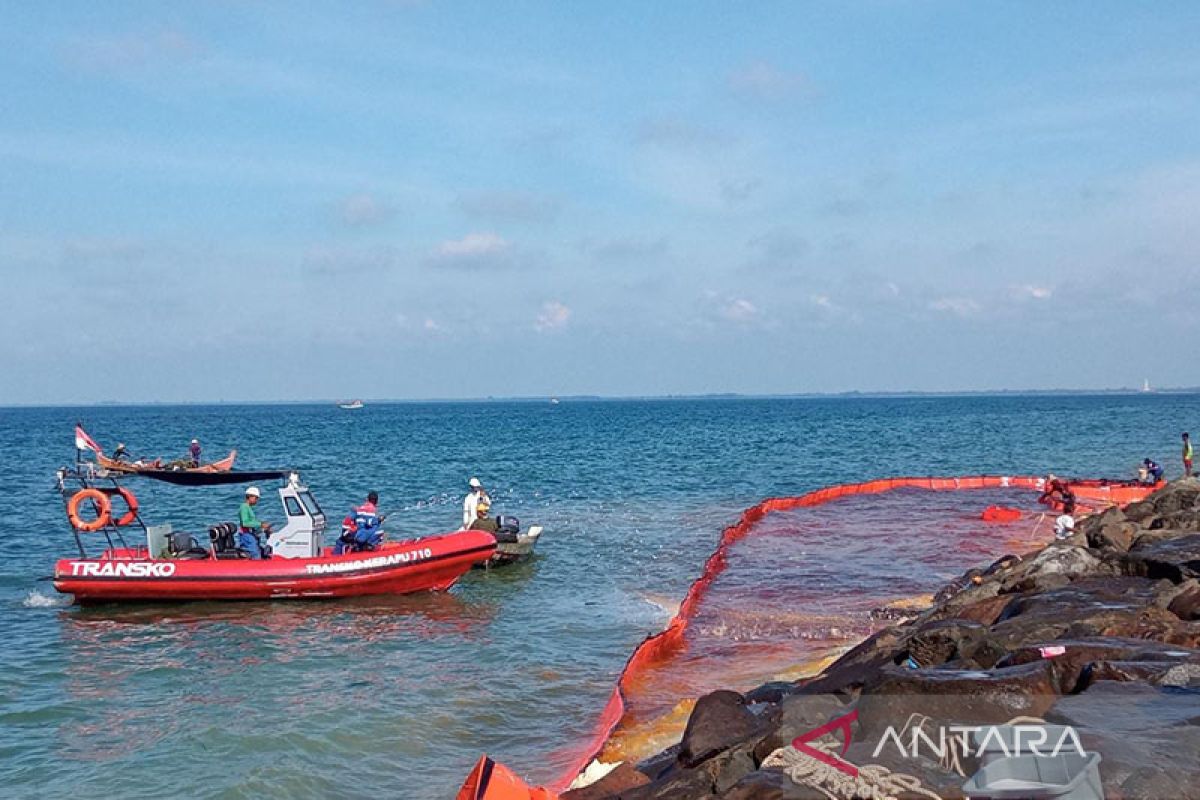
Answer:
top-left (0, 395), bottom-right (1196, 799)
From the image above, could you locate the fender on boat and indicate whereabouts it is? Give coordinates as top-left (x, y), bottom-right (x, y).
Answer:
top-left (457, 755), bottom-right (557, 800)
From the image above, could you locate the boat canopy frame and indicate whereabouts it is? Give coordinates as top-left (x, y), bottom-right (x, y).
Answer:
top-left (55, 461), bottom-right (294, 559)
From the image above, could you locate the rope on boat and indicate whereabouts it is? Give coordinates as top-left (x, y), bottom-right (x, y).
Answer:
top-left (761, 715), bottom-right (1048, 800)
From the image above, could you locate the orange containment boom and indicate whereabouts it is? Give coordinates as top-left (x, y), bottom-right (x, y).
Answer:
top-left (457, 755), bottom-right (557, 800)
top-left (981, 505), bottom-right (1023, 522)
top-left (463, 474), bottom-right (1158, 795)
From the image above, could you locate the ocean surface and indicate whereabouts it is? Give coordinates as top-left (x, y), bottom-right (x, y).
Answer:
top-left (1, 394), bottom-right (1197, 799)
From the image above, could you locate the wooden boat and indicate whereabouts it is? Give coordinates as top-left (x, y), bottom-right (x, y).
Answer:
top-left (97, 449), bottom-right (237, 474)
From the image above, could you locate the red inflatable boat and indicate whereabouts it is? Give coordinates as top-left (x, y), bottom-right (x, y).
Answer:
top-left (52, 461), bottom-right (495, 604)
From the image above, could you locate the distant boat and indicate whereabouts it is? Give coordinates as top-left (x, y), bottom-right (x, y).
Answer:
top-left (550, 398), bottom-right (560, 405)
top-left (1142, 379), bottom-right (1151, 393)
top-left (338, 400), bottom-right (365, 410)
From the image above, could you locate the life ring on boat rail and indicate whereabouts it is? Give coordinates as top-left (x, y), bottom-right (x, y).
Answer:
top-left (109, 486), bottom-right (139, 526)
top-left (67, 489), bottom-right (111, 532)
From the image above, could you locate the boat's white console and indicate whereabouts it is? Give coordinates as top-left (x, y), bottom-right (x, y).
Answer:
top-left (266, 473), bottom-right (327, 558)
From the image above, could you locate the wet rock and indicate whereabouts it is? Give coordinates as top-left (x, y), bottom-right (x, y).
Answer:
top-left (856, 661), bottom-right (1060, 735)
top-left (743, 681), bottom-right (796, 705)
top-left (1047, 681), bottom-right (1200, 797)
top-left (794, 626), bottom-right (907, 697)
top-left (1169, 580), bottom-right (1200, 621)
top-left (1149, 484), bottom-right (1200, 515)
top-left (709, 747), bottom-right (756, 795)
top-left (1080, 659), bottom-right (1200, 688)
top-left (619, 765), bottom-right (716, 800)
top-left (636, 745), bottom-right (680, 782)
top-left (561, 762), bottom-right (651, 799)
top-left (989, 579), bottom-right (1186, 649)
top-left (1120, 765), bottom-right (1200, 800)
top-left (751, 693), bottom-right (852, 764)
top-left (718, 769), bottom-right (829, 800)
top-left (996, 545), bottom-right (1105, 594)
top-left (931, 592), bottom-right (1013, 626)
top-left (901, 620), bottom-right (1002, 669)
top-left (1087, 520), bottom-right (1141, 552)
top-left (1125, 533), bottom-right (1200, 582)
top-left (1122, 498), bottom-right (1159, 524)
top-left (678, 691), bottom-right (760, 768)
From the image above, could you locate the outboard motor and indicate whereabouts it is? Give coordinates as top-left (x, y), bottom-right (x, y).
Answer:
top-left (209, 522), bottom-right (239, 555)
top-left (494, 515), bottom-right (520, 544)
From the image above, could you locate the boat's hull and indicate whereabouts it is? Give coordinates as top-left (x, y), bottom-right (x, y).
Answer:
top-left (53, 532), bottom-right (496, 603)
top-left (479, 526), bottom-right (543, 567)
top-left (97, 450), bottom-right (238, 474)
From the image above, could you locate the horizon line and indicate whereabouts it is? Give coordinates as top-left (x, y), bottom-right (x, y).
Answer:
top-left (3, 386), bottom-right (1197, 409)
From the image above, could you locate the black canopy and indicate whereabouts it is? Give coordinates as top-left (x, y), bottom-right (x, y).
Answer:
top-left (129, 469), bottom-right (292, 487)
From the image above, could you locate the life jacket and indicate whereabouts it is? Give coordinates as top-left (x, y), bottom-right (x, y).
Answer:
top-left (354, 501), bottom-right (380, 533)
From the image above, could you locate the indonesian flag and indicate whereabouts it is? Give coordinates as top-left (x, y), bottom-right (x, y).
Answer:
top-left (74, 424), bottom-right (102, 454)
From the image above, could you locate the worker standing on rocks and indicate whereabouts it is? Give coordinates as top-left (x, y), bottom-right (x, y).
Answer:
top-left (1184, 432), bottom-right (1193, 478)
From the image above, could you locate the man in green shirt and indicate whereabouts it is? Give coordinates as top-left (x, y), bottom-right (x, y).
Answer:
top-left (237, 487), bottom-right (273, 559)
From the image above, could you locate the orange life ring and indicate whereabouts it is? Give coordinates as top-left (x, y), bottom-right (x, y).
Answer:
top-left (68, 489), bottom-right (111, 532)
top-left (110, 487), bottom-right (139, 526)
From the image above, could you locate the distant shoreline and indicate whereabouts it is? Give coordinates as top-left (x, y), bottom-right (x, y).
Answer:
top-left (3, 388), bottom-right (1198, 410)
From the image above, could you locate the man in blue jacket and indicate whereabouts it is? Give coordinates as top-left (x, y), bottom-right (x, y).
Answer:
top-left (335, 491), bottom-right (384, 553)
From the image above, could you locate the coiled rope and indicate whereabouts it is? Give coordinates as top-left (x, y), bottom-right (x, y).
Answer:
top-left (761, 715), bottom-right (1048, 800)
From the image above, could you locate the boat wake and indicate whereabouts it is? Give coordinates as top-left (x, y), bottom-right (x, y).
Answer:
top-left (22, 589), bottom-right (69, 608)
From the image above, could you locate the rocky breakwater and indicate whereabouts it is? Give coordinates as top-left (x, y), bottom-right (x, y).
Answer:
top-left (565, 479), bottom-right (1200, 800)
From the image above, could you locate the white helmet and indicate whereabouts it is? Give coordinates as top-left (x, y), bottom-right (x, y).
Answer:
top-left (469, 477), bottom-right (482, 488)
top-left (246, 487), bottom-right (261, 498)
top-left (191, 438), bottom-right (199, 444)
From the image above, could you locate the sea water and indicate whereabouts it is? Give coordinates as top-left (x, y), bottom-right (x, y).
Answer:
top-left (0, 394), bottom-right (1196, 799)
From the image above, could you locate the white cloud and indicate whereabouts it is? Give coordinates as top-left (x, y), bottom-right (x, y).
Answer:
top-left (1014, 284), bottom-right (1054, 300)
top-left (437, 232), bottom-right (509, 258)
top-left (721, 298), bottom-right (759, 322)
top-left (929, 297), bottom-right (981, 317)
top-left (534, 300), bottom-right (571, 332)
top-left (430, 232), bottom-right (518, 270)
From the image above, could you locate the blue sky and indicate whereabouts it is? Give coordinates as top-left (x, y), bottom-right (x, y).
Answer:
top-left (2, 2), bottom-right (1198, 402)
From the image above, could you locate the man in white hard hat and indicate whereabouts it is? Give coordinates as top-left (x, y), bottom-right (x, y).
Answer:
top-left (462, 477), bottom-right (490, 529)
top-left (237, 486), bottom-right (273, 558)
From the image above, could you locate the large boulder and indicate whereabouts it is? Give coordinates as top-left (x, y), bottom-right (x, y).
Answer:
top-left (1125, 533), bottom-right (1200, 582)
top-left (751, 693), bottom-right (853, 764)
top-left (1169, 580), bottom-right (1200, 621)
top-left (1087, 520), bottom-right (1141, 552)
top-left (901, 620), bottom-right (1004, 669)
top-left (560, 762), bottom-right (651, 800)
top-left (1047, 681), bottom-right (1200, 798)
top-left (794, 626), bottom-right (907, 697)
top-left (856, 661), bottom-right (1061, 735)
top-left (989, 578), bottom-right (1187, 649)
top-left (996, 545), bottom-right (1106, 595)
top-left (677, 691), bottom-right (762, 768)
